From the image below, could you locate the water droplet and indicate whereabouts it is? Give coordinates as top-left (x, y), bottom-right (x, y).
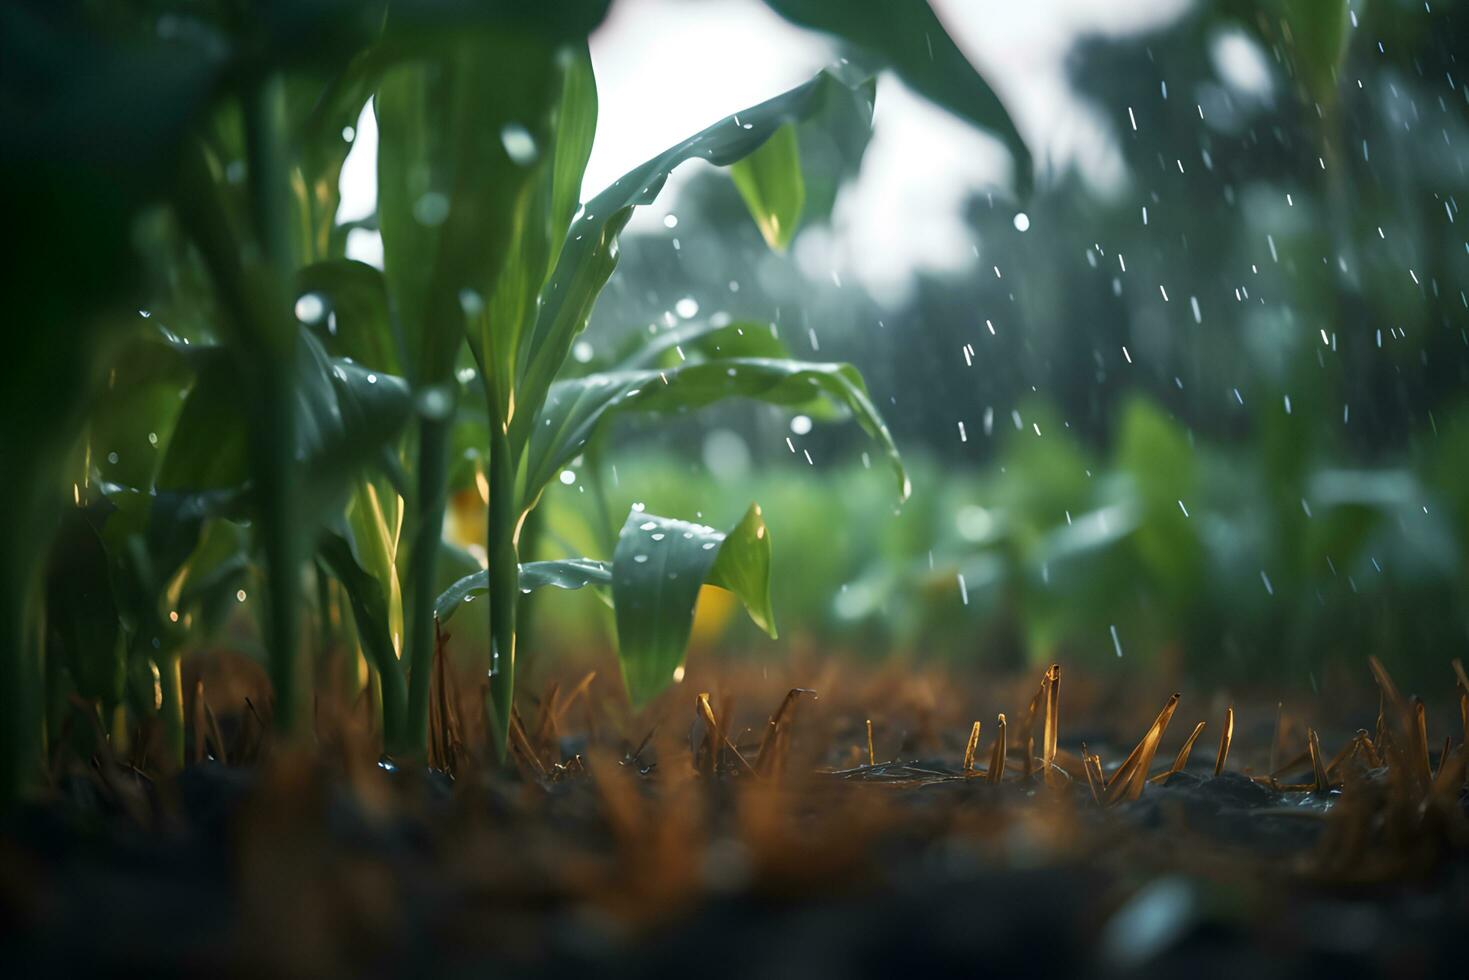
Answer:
top-left (573, 340), bottom-right (594, 363)
top-left (633, 554), bottom-right (649, 563)
top-left (1012, 212), bottom-right (1031, 232)
top-left (663, 213), bottom-right (679, 229)
top-left (417, 385), bottom-right (453, 420)
top-left (500, 123), bottom-right (538, 165)
top-left (294, 292), bottom-right (327, 324)
top-left (789, 414), bottom-right (813, 435)
top-left (459, 288), bottom-right (485, 316)
top-left (559, 470), bottom-right (576, 486)
top-left (413, 192), bottom-right (450, 226)
top-left (675, 296), bottom-right (699, 319)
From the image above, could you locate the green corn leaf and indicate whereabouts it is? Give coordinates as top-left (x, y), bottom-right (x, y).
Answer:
top-left (169, 520), bottom-right (251, 641)
top-left (376, 31), bottom-right (563, 387)
top-left (157, 331), bottom-right (413, 516)
top-left (763, 0), bottom-right (1031, 196)
top-left (612, 504), bottom-right (775, 706)
top-left (345, 480), bottom-right (404, 662)
top-left (435, 557), bottom-right (611, 626)
top-left (317, 527), bottom-right (408, 746)
top-left (513, 63), bottom-right (877, 428)
top-left (520, 356), bottom-right (909, 509)
top-left (295, 259), bottom-right (404, 374)
top-left (728, 122), bottom-right (805, 251)
top-left (470, 44), bottom-right (598, 421)
top-left (615, 319), bottom-right (793, 371)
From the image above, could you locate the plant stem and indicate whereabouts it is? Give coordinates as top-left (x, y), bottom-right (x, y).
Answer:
top-left (484, 414), bottom-right (519, 761)
top-left (403, 413), bottom-right (450, 755)
top-left (243, 74), bottom-right (304, 736)
top-left (159, 655), bottom-right (184, 769)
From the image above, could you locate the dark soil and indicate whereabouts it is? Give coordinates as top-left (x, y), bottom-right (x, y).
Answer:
top-left (3, 662), bottom-right (1466, 978)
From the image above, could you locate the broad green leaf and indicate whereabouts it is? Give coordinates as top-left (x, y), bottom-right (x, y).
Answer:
top-left (92, 485), bottom-right (246, 662)
top-left (612, 504), bottom-right (775, 706)
top-left (472, 45), bottom-right (599, 421)
top-left (616, 319), bottom-right (793, 371)
top-left (317, 527), bottom-right (408, 744)
top-left (514, 64), bottom-right (878, 426)
top-left (728, 123), bottom-right (805, 250)
top-left (168, 519), bottom-right (251, 641)
top-left (763, 0), bottom-right (1031, 195)
top-left (435, 557), bottom-right (611, 626)
top-left (296, 259), bottom-right (404, 374)
top-left (706, 504), bottom-right (776, 636)
top-left (377, 32), bottom-right (562, 387)
top-left (520, 357), bottom-right (909, 509)
top-left (346, 481), bottom-right (404, 660)
top-left (158, 331), bottom-right (413, 515)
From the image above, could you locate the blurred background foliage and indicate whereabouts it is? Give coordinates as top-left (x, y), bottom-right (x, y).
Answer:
top-left (519, 0), bottom-right (1469, 691)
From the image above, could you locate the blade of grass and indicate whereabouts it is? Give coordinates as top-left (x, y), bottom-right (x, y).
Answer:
top-left (963, 721), bottom-right (982, 775)
top-left (987, 713), bottom-right (1007, 785)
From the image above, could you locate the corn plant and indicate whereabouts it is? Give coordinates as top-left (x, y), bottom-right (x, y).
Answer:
top-left (2, 0), bottom-right (1028, 796)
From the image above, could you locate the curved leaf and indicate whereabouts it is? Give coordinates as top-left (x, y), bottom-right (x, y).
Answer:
top-left (317, 527), bottom-right (407, 746)
top-left (731, 122), bottom-right (810, 251)
top-left (521, 356), bottom-right (909, 508)
top-left (729, 122), bottom-right (805, 250)
top-left (471, 44), bottom-right (598, 419)
top-left (612, 504), bottom-right (775, 706)
top-left (376, 31), bottom-right (562, 387)
top-left (615, 319), bottom-right (792, 371)
top-left (513, 63), bottom-right (877, 425)
top-left (434, 557), bottom-right (611, 626)
top-left (296, 259), bottom-right (404, 374)
top-left (158, 331), bottom-right (413, 515)
top-left (763, 0), bottom-right (1032, 195)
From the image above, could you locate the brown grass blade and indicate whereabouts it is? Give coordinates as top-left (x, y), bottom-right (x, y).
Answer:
top-left (1080, 744), bottom-right (1104, 803)
top-left (508, 708), bottom-right (547, 780)
top-left (1412, 696), bottom-right (1432, 788)
top-left (987, 714), bottom-right (1007, 785)
top-left (754, 688), bottom-right (816, 776)
top-left (695, 693), bottom-right (719, 775)
top-left (1042, 664), bottom-right (1061, 781)
top-left (1451, 657), bottom-right (1468, 694)
top-left (1150, 720), bottom-right (1206, 784)
top-left (1214, 706), bottom-right (1233, 776)
top-left (866, 718), bottom-right (875, 768)
top-left (1104, 694), bottom-right (1180, 804)
top-left (963, 721), bottom-right (982, 775)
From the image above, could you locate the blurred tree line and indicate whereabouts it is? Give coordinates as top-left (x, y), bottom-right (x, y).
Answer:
top-left (554, 0), bottom-right (1469, 689)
